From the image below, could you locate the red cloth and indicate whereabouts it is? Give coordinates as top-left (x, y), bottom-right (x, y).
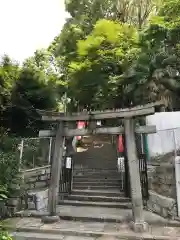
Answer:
top-left (118, 135), bottom-right (124, 153)
top-left (76, 121), bottom-right (86, 140)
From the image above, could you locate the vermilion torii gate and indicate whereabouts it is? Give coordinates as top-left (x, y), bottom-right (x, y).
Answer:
top-left (38, 101), bottom-right (163, 232)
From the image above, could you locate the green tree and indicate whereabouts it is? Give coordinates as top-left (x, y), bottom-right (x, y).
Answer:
top-left (0, 55), bottom-right (20, 130)
top-left (49, 0), bottom-right (161, 111)
top-left (0, 49), bottom-right (66, 136)
top-left (67, 19), bottom-right (140, 109)
top-left (123, 0), bottom-right (180, 110)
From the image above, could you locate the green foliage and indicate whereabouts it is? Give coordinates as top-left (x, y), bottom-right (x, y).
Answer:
top-left (49, 0), bottom-right (161, 111)
top-left (0, 131), bottom-right (21, 196)
top-left (65, 0), bottom-right (159, 28)
top-left (0, 231), bottom-right (12, 240)
top-left (67, 19), bottom-right (140, 109)
top-left (0, 151), bottom-right (20, 191)
top-left (122, 0), bottom-right (180, 109)
top-left (0, 186), bottom-right (8, 201)
top-left (0, 48), bottom-right (66, 137)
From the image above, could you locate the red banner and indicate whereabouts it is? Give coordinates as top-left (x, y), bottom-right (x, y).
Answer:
top-left (118, 135), bottom-right (124, 153)
top-left (76, 121), bottom-right (86, 140)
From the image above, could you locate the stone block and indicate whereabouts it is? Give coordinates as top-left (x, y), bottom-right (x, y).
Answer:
top-left (149, 191), bottom-right (176, 209)
top-left (36, 189), bottom-right (48, 199)
top-left (147, 191), bottom-right (177, 218)
top-left (7, 206), bottom-right (18, 216)
top-left (35, 181), bottom-right (47, 189)
top-left (152, 202), bottom-right (161, 214)
top-left (7, 198), bottom-right (19, 206)
top-left (21, 199), bottom-right (26, 207)
top-left (27, 188), bottom-right (49, 211)
top-left (40, 175), bottom-right (48, 181)
top-left (36, 198), bottom-right (48, 211)
top-left (161, 207), bottom-right (168, 218)
top-left (25, 177), bottom-right (37, 184)
top-left (41, 215), bottom-right (60, 224)
top-left (147, 201), bottom-right (153, 210)
top-left (27, 183), bottom-right (36, 189)
top-left (28, 201), bottom-right (36, 210)
top-left (130, 221), bottom-right (149, 233)
top-left (45, 168), bottom-right (51, 174)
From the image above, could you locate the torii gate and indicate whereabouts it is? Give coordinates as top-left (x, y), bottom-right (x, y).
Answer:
top-left (38, 101), bottom-right (163, 232)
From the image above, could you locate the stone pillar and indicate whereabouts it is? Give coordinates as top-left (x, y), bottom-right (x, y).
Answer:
top-left (124, 118), bottom-right (148, 232)
top-left (42, 121), bottom-right (65, 223)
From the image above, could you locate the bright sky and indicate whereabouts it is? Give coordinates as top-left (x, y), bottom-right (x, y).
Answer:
top-left (0, 0), bottom-right (68, 63)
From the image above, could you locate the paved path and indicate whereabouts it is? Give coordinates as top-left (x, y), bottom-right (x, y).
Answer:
top-left (5, 217), bottom-right (180, 239)
top-left (16, 206), bottom-right (180, 226)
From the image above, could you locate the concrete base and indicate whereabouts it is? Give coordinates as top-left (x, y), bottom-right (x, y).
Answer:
top-left (41, 215), bottom-right (60, 224)
top-left (130, 221), bottom-right (149, 233)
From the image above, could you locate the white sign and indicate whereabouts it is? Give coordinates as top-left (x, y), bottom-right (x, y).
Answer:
top-left (97, 120), bottom-right (101, 126)
top-left (117, 157), bottom-right (125, 172)
top-left (66, 157), bottom-right (72, 169)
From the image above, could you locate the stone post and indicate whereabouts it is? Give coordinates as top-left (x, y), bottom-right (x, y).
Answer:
top-left (124, 118), bottom-right (148, 232)
top-left (42, 121), bottom-right (65, 223)
top-left (175, 156), bottom-right (180, 217)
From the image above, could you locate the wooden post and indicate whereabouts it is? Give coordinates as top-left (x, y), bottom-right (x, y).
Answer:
top-left (42, 122), bottom-right (65, 223)
top-left (124, 118), bottom-right (148, 232)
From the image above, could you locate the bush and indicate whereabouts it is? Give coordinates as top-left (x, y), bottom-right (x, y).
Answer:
top-left (0, 186), bottom-right (8, 201)
top-left (0, 231), bottom-right (13, 240)
top-left (0, 152), bottom-right (20, 192)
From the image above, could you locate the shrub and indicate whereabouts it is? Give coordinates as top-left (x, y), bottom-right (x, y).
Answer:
top-left (0, 152), bottom-right (20, 192)
top-left (0, 186), bottom-right (8, 201)
top-left (0, 231), bottom-right (13, 240)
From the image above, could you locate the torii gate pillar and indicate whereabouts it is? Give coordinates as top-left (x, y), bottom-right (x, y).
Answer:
top-left (42, 122), bottom-right (65, 223)
top-left (124, 118), bottom-right (148, 232)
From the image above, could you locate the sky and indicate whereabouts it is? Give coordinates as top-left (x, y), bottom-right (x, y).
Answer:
top-left (0, 0), bottom-right (68, 63)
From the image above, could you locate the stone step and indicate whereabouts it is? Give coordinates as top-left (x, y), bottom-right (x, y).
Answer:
top-left (73, 177), bottom-right (121, 182)
top-left (75, 166), bottom-right (117, 169)
top-left (73, 178), bottom-right (121, 182)
top-left (74, 168), bottom-right (118, 172)
top-left (67, 194), bottom-right (130, 203)
top-left (59, 199), bottom-right (132, 209)
top-left (72, 185), bottom-right (121, 190)
top-left (74, 173), bottom-right (120, 178)
top-left (71, 189), bottom-right (124, 197)
top-left (74, 159), bottom-right (117, 162)
top-left (81, 158), bottom-right (116, 162)
top-left (73, 181), bottom-right (120, 186)
top-left (56, 205), bottom-right (176, 226)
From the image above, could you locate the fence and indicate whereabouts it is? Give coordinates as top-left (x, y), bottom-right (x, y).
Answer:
top-left (18, 137), bottom-right (53, 170)
top-left (0, 136), bottom-right (53, 170)
top-left (147, 127), bottom-right (180, 161)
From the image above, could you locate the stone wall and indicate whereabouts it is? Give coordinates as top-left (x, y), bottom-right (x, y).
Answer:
top-left (22, 165), bottom-right (50, 191)
top-left (147, 159), bottom-right (177, 219)
top-left (0, 165), bottom-right (51, 219)
top-left (147, 191), bottom-right (177, 219)
top-left (148, 163), bottom-right (176, 199)
top-left (20, 165), bottom-right (50, 211)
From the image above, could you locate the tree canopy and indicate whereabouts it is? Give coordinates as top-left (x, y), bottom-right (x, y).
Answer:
top-left (0, 49), bottom-right (66, 137)
top-left (1, 0), bottom-right (180, 136)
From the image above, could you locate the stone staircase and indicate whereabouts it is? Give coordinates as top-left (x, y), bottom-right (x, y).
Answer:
top-left (59, 169), bottom-right (132, 210)
top-left (59, 135), bottom-right (132, 219)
